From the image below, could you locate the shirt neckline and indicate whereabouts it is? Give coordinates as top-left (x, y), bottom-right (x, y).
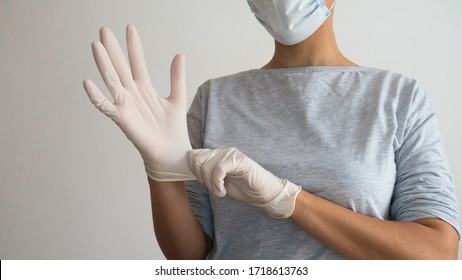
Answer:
top-left (243, 65), bottom-right (367, 74)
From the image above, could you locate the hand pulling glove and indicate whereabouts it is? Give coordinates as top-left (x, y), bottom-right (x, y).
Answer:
top-left (187, 148), bottom-right (302, 218)
top-left (83, 25), bottom-right (195, 181)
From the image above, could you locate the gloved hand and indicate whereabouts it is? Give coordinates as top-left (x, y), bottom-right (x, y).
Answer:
top-left (187, 148), bottom-right (302, 218)
top-left (83, 25), bottom-right (195, 181)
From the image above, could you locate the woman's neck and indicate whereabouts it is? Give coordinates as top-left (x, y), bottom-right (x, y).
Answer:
top-left (262, 19), bottom-right (357, 69)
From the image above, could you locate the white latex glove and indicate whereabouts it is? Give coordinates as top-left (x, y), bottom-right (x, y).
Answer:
top-left (83, 25), bottom-right (195, 181)
top-left (187, 148), bottom-right (302, 218)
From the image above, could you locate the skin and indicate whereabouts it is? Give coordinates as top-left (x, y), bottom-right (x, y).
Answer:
top-left (149, 178), bottom-right (212, 259)
top-left (263, 0), bottom-right (357, 69)
top-left (149, 0), bottom-right (459, 259)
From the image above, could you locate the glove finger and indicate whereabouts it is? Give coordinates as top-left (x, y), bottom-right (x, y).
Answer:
top-left (187, 149), bottom-right (210, 186)
top-left (188, 149), bottom-right (225, 195)
top-left (125, 25), bottom-right (162, 113)
top-left (99, 27), bottom-right (137, 90)
top-left (187, 149), bottom-right (201, 173)
top-left (211, 148), bottom-right (255, 200)
top-left (187, 149), bottom-right (214, 169)
top-left (83, 79), bottom-right (119, 120)
top-left (91, 40), bottom-right (125, 104)
top-left (210, 163), bottom-right (228, 197)
top-left (126, 24), bottom-right (152, 85)
top-left (199, 149), bottom-right (227, 197)
top-left (169, 53), bottom-right (187, 105)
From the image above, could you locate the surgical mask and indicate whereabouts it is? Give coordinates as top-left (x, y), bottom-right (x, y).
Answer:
top-left (247, 0), bottom-right (336, 45)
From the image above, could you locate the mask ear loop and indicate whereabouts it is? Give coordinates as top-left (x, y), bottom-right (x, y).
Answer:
top-left (329, 0), bottom-right (336, 12)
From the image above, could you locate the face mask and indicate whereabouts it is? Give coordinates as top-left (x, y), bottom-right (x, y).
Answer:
top-left (247, 0), bottom-right (336, 45)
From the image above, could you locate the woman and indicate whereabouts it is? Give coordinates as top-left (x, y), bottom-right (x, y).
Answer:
top-left (83, 0), bottom-right (459, 259)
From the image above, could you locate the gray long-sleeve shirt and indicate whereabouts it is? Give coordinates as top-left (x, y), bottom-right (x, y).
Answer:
top-left (185, 66), bottom-right (460, 259)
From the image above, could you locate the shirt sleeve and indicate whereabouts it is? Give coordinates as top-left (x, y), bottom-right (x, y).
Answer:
top-left (185, 87), bottom-right (214, 240)
top-left (391, 82), bottom-right (460, 237)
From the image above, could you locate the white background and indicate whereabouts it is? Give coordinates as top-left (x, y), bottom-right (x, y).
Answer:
top-left (0, 0), bottom-right (461, 259)
top-left (2, 260), bottom-right (461, 279)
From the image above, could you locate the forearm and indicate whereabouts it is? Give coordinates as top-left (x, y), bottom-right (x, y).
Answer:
top-left (148, 177), bottom-right (212, 259)
top-left (290, 190), bottom-right (459, 259)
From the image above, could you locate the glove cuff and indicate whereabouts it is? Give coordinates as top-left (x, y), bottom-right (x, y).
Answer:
top-left (144, 159), bottom-right (196, 182)
top-left (145, 168), bottom-right (196, 182)
top-left (259, 180), bottom-right (302, 219)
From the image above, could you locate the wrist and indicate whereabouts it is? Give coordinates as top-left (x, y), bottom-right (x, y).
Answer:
top-left (144, 153), bottom-right (196, 182)
top-left (145, 165), bottom-right (196, 182)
